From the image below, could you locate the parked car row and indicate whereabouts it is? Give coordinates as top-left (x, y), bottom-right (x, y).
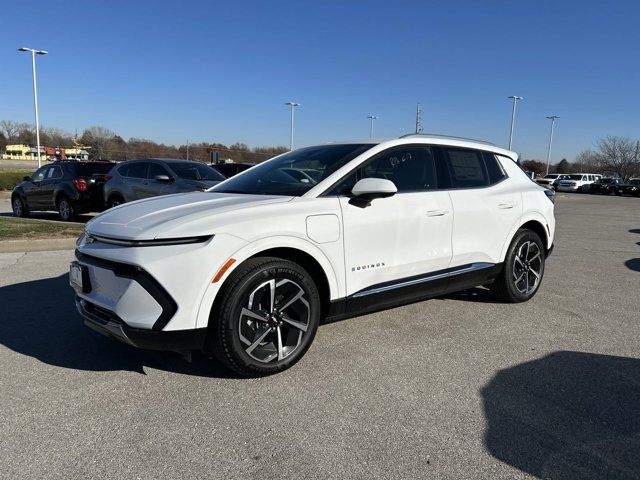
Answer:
top-left (11, 159), bottom-right (256, 220)
top-left (535, 172), bottom-right (640, 196)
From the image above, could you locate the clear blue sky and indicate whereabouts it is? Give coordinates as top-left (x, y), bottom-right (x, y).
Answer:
top-left (2, 0), bottom-right (639, 161)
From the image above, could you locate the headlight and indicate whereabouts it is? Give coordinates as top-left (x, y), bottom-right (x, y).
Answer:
top-left (76, 231), bottom-right (86, 248)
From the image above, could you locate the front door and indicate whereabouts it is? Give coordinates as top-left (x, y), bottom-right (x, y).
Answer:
top-left (27, 166), bottom-right (51, 209)
top-left (335, 145), bottom-right (453, 300)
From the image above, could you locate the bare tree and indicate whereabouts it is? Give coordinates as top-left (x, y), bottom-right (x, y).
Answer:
top-left (0, 120), bottom-right (21, 143)
top-left (593, 136), bottom-right (640, 179)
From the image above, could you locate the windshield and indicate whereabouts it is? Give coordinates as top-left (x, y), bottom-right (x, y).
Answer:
top-left (544, 174), bottom-right (559, 179)
top-left (598, 178), bottom-right (613, 184)
top-left (212, 144), bottom-right (375, 196)
top-left (567, 174), bottom-right (583, 180)
top-left (167, 162), bottom-right (225, 181)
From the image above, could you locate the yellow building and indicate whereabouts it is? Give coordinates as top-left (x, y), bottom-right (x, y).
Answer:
top-left (3, 144), bottom-right (34, 160)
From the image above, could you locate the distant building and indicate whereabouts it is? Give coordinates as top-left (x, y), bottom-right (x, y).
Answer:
top-left (2, 139), bottom-right (91, 161)
top-left (65, 147), bottom-right (90, 160)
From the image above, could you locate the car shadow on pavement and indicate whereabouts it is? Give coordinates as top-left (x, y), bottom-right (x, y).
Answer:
top-left (625, 258), bottom-right (640, 272)
top-left (482, 351), bottom-right (640, 479)
top-left (440, 286), bottom-right (504, 304)
top-left (0, 273), bottom-right (238, 378)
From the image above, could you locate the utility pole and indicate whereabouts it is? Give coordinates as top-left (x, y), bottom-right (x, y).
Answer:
top-left (545, 116), bottom-right (559, 175)
top-left (285, 101), bottom-right (300, 150)
top-left (367, 115), bottom-right (379, 139)
top-left (186, 140), bottom-right (189, 161)
top-left (415, 102), bottom-right (423, 134)
top-left (507, 95), bottom-right (523, 150)
top-left (18, 47), bottom-right (48, 168)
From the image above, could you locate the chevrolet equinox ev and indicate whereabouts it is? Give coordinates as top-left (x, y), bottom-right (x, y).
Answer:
top-left (71, 135), bottom-right (556, 376)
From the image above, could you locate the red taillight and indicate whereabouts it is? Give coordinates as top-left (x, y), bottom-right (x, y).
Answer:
top-left (104, 174), bottom-right (112, 182)
top-left (73, 178), bottom-right (88, 191)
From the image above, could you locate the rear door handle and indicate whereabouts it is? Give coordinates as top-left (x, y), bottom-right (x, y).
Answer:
top-left (427, 209), bottom-right (450, 217)
top-left (498, 202), bottom-right (517, 209)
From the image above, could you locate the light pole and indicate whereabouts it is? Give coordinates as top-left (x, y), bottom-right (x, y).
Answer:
top-left (545, 115), bottom-right (560, 175)
top-left (507, 95), bottom-right (523, 150)
top-left (367, 115), bottom-right (379, 139)
top-left (19, 47), bottom-right (48, 168)
top-left (285, 101), bottom-right (300, 150)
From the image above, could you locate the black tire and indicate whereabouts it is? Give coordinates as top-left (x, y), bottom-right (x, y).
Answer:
top-left (208, 257), bottom-right (321, 377)
top-left (107, 194), bottom-right (125, 209)
top-left (57, 196), bottom-right (74, 221)
top-left (491, 229), bottom-right (546, 303)
top-left (12, 195), bottom-right (29, 217)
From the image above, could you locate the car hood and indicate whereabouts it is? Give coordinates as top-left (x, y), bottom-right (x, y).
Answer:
top-left (86, 192), bottom-right (293, 240)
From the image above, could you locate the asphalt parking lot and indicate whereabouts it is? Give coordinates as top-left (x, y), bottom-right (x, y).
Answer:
top-left (1, 193), bottom-right (639, 480)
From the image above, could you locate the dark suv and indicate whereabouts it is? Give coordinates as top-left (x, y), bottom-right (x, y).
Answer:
top-left (12, 161), bottom-right (114, 220)
top-left (589, 177), bottom-right (623, 195)
top-left (103, 159), bottom-right (225, 208)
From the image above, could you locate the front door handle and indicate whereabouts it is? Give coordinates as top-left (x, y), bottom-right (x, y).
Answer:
top-left (427, 209), bottom-right (450, 217)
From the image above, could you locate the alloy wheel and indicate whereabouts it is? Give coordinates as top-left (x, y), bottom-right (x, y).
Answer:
top-left (59, 200), bottom-right (71, 220)
top-left (13, 198), bottom-right (23, 216)
top-left (238, 278), bottom-right (310, 363)
top-left (512, 240), bottom-right (543, 295)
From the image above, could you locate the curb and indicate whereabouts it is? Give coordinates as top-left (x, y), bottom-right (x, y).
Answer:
top-left (0, 237), bottom-right (76, 253)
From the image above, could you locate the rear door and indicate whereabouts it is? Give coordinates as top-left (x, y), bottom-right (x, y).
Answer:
top-left (441, 147), bottom-right (521, 266)
top-left (122, 162), bottom-right (149, 200)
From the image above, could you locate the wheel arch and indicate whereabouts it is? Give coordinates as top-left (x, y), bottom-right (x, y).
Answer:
top-left (499, 215), bottom-right (551, 262)
top-left (195, 236), bottom-right (342, 330)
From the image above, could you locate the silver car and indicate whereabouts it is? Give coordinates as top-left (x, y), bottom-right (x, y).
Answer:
top-left (103, 158), bottom-right (225, 208)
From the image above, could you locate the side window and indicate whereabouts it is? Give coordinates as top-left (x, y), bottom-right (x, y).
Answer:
top-left (442, 148), bottom-right (489, 188)
top-left (49, 166), bottom-right (63, 179)
top-left (32, 166), bottom-right (49, 182)
top-left (148, 163), bottom-right (168, 180)
top-left (361, 145), bottom-right (437, 192)
top-left (117, 164), bottom-right (129, 177)
top-left (126, 162), bottom-right (148, 179)
top-left (483, 152), bottom-right (507, 184)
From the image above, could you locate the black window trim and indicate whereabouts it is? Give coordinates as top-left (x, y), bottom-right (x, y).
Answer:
top-left (321, 144), bottom-right (509, 197)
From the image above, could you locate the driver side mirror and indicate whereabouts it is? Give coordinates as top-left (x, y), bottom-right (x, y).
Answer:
top-left (350, 178), bottom-right (397, 207)
top-left (154, 174), bottom-right (174, 183)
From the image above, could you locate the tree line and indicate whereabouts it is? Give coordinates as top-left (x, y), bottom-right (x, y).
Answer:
top-left (521, 135), bottom-right (640, 179)
top-left (0, 120), bottom-right (288, 164)
top-left (2, 119), bottom-right (639, 177)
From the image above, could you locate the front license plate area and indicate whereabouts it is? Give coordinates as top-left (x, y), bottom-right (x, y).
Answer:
top-left (70, 262), bottom-right (91, 293)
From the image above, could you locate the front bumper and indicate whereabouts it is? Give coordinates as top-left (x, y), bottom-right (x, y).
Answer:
top-left (76, 296), bottom-right (206, 351)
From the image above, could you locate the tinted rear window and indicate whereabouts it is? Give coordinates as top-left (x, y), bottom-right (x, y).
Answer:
top-left (118, 162), bottom-right (148, 178)
top-left (483, 152), bottom-right (507, 184)
top-left (74, 163), bottom-right (114, 176)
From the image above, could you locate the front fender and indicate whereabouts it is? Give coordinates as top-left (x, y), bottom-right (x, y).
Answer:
top-left (194, 235), bottom-right (342, 329)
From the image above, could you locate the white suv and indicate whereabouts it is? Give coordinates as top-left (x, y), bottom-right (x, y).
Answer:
top-left (71, 135), bottom-right (556, 376)
top-left (556, 173), bottom-right (601, 192)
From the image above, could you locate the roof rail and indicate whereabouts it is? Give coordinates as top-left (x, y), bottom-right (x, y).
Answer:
top-left (399, 133), bottom-right (497, 147)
